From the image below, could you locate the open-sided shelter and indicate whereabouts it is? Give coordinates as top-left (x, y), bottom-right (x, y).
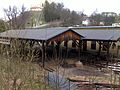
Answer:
top-left (0, 27), bottom-right (83, 67)
top-left (0, 27), bottom-right (120, 65)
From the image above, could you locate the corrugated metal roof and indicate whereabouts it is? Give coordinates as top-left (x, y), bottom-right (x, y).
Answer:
top-left (0, 27), bottom-right (120, 41)
top-left (0, 27), bottom-right (69, 41)
top-left (69, 26), bottom-right (120, 29)
top-left (74, 29), bottom-right (120, 41)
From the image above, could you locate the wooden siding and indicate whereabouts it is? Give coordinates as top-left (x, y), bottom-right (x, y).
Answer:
top-left (48, 30), bottom-right (81, 42)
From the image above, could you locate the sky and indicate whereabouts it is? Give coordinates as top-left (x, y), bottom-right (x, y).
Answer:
top-left (0, 0), bottom-right (120, 19)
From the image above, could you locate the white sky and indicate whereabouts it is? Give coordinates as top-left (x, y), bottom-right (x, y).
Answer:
top-left (0, 0), bottom-right (120, 19)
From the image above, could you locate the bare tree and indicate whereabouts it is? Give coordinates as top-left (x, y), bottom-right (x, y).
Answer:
top-left (4, 5), bottom-right (30, 29)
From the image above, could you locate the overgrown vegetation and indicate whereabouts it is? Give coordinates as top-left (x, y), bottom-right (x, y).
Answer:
top-left (0, 19), bottom-right (9, 32)
top-left (0, 39), bottom-right (120, 90)
top-left (0, 55), bottom-right (52, 90)
top-left (0, 41), bottom-right (52, 90)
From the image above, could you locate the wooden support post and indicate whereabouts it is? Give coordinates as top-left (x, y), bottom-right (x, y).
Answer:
top-left (42, 41), bottom-right (45, 68)
top-left (83, 40), bottom-right (87, 51)
top-left (56, 41), bottom-right (61, 58)
top-left (29, 40), bottom-right (36, 56)
top-left (22, 40), bottom-right (28, 56)
top-left (107, 41), bottom-right (110, 55)
top-left (98, 41), bottom-right (101, 55)
top-left (51, 41), bottom-right (55, 57)
top-left (79, 40), bottom-right (82, 52)
top-left (117, 46), bottom-right (120, 57)
top-left (78, 40), bottom-right (82, 61)
top-left (65, 40), bottom-right (68, 58)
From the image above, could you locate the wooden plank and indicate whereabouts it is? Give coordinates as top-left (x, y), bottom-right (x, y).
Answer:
top-left (42, 41), bottom-right (45, 68)
top-left (0, 38), bottom-right (10, 44)
top-left (67, 77), bottom-right (89, 82)
top-left (49, 30), bottom-right (81, 42)
top-left (94, 83), bottom-right (120, 88)
top-left (77, 83), bottom-right (120, 88)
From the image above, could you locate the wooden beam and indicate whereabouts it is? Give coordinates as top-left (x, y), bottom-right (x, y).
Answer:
top-left (107, 41), bottom-right (111, 55)
top-left (117, 46), bottom-right (120, 57)
top-left (64, 40), bottom-right (68, 58)
top-left (98, 41), bottom-right (102, 55)
top-left (83, 40), bottom-right (87, 51)
top-left (56, 41), bottom-right (61, 58)
top-left (51, 41), bottom-right (55, 58)
top-left (78, 40), bottom-right (82, 61)
top-left (42, 41), bottom-right (45, 68)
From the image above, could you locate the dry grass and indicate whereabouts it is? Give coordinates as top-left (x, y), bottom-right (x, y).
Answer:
top-left (0, 55), bottom-right (52, 90)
